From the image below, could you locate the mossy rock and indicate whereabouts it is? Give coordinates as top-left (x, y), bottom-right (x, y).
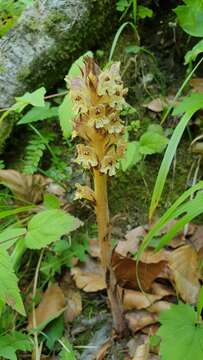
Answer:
top-left (0, 0), bottom-right (118, 150)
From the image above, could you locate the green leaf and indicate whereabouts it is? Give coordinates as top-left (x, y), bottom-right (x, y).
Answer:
top-left (0, 249), bottom-right (25, 315)
top-left (125, 45), bottom-right (142, 55)
top-left (59, 338), bottom-right (76, 360)
top-left (17, 103), bottom-right (58, 125)
top-left (0, 206), bottom-right (35, 220)
top-left (58, 94), bottom-right (74, 138)
top-left (13, 87), bottom-right (46, 112)
top-left (25, 209), bottom-right (83, 249)
top-left (197, 286), bottom-right (203, 322)
top-left (138, 5), bottom-right (153, 19)
top-left (147, 124), bottom-right (164, 135)
top-left (139, 131), bottom-right (168, 155)
top-left (45, 316), bottom-right (64, 351)
top-left (158, 303), bottom-right (203, 360)
top-left (138, 181), bottom-right (203, 258)
top-left (43, 194), bottom-right (60, 209)
top-left (0, 331), bottom-right (32, 360)
top-left (68, 51), bottom-right (93, 79)
top-left (185, 40), bottom-right (203, 64)
top-left (0, 227), bottom-right (27, 250)
top-left (149, 92), bottom-right (203, 219)
top-left (120, 141), bottom-right (142, 171)
top-left (116, 0), bottom-right (130, 12)
top-left (174, 0), bottom-right (203, 37)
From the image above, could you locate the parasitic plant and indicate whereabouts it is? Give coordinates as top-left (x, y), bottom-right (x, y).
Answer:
top-left (66, 57), bottom-right (128, 335)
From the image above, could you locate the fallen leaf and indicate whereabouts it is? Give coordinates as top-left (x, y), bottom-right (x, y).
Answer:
top-left (116, 226), bottom-right (147, 257)
top-left (189, 225), bottom-right (203, 251)
top-left (125, 311), bottom-right (158, 333)
top-left (140, 249), bottom-right (169, 264)
top-left (122, 289), bottom-right (164, 311)
top-left (28, 283), bottom-right (65, 330)
top-left (63, 288), bottom-right (82, 323)
top-left (71, 257), bottom-right (106, 292)
top-left (190, 78), bottom-right (203, 93)
top-left (147, 301), bottom-right (171, 314)
top-left (143, 98), bottom-right (167, 112)
top-left (168, 245), bottom-right (200, 304)
top-left (0, 169), bottom-right (49, 204)
top-left (127, 336), bottom-right (148, 358)
top-left (112, 251), bottom-right (167, 291)
top-left (132, 341), bottom-right (149, 360)
top-left (151, 283), bottom-right (174, 297)
top-left (88, 239), bottom-right (101, 258)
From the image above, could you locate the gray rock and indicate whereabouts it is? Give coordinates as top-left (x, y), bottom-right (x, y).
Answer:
top-left (0, 0), bottom-right (117, 149)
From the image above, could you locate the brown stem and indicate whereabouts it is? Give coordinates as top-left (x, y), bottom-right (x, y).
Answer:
top-left (93, 169), bottom-right (127, 336)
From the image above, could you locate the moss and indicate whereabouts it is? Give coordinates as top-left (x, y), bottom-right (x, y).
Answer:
top-left (16, 65), bottom-right (31, 81)
top-left (43, 10), bottom-right (72, 34)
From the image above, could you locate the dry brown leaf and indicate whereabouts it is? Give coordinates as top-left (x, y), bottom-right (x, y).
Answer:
top-left (147, 301), bottom-right (171, 314)
top-left (0, 169), bottom-right (49, 204)
top-left (28, 283), bottom-right (65, 330)
top-left (190, 225), bottom-right (203, 251)
top-left (127, 336), bottom-right (148, 358)
top-left (125, 310), bottom-right (158, 333)
top-left (64, 288), bottom-right (82, 323)
top-left (71, 257), bottom-right (106, 292)
top-left (112, 251), bottom-right (167, 291)
top-left (169, 245), bottom-right (200, 304)
top-left (151, 283), bottom-right (174, 297)
top-left (116, 226), bottom-right (147, 257)
top-left (140, 249), bottom-right (169, 264)
top-left (122, 289), bottom-right (164, 311)
top-left (143, 98), bottom-right (166, 112)
top-left (88, 239), bottom-right (101, 258)
top-left (190, 78), bottom-right (203, 93)
top-left (132, 341), bottom-right (150, 360)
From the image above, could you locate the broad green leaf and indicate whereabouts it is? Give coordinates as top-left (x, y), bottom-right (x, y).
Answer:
top-left (116, 0), bottom-right (130, 12)
top-left (0, 331), bottom-right (32, 360)
top-left (17, 103), bottom-right (58, 124)
top-left (13, 87), bottom-right (46, 112)
top-left (174, 0), bottom-right (203, 37)
top-left (0, 249), bottom-right (25, 315)
top-left (139, 131), bottom-right (168, 155)
top-left (138, 5), bottom-right (153, 19)
top-left (25, 209), bottom-right (83, 249)
top-left (59, 338), bottom-right (76, 360)
top-left (149, 92), bottom-right (203, 219)
top-left (120, 141), bottom-right (142, 171)
top-left (197, 286), bottom-right (203, 321)
top-left (147, 124), bottom-right (164, 135)
top-left (58, 94), bottom-right (74, 138)
top-left (158, 303), bottom-right (203, 360)
top-left (185, 40), bottom-right (203, 64)
top-left (43, 193), bottom-right (60, 209)
top-left (45, 316), bottom-right (64, 351)
top-left (68, 51), bottom-right (93, 79)
top-left (0, 227), bottom-right (26, 250)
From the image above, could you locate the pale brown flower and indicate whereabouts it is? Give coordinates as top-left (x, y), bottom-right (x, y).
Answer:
top-left (75, 183), bottom-right (95, 203)
top-left (75, 144), bottom-right (98, 169)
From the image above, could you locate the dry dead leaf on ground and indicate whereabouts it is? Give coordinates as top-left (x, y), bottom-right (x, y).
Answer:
top-left (143, 98), bottom-right (167, 112)
top-left (169, 245), bottom-right (200, 304)
top-left (112, 251), bottom-right (167, 291)
top-left (189, 225), bottom-right (203, 251)
top-left (64, 288), bottom-right (82, 323)
top-left (88, 239), bottom-right (101, 258)
top-left (190, 78), bottom-right (203, 93)
top-left (0, 169), bottom-right (49, 204)
top-left (147, 301), bottom-right (171, 314)
top-left (116, 226), bottom-right (147, 257)
top-left (151, 283), bottom-right (174, 297)
top-left (122, 289), bottom-right (164, 311)
top-left (95, 338), bottom-right (112, 360)
top-left (71, 256), bottom-right (106, 292)
top-left (28, 283), bottom-right (65, 330)
top-left (132, 341), bottom-right (150, 360)
top-left (140, 249), bottom-right (169, 264)
top-left (127, 336), bottom-right (148, 358)
top-left (125, 310), bottom-right (158, 333)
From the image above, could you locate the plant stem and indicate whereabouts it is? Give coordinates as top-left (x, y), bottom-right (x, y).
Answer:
top-left (93, 169), bottom-right (127, 335)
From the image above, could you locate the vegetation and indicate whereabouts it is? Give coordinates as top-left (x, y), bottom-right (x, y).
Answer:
top-left (1, 0), bottom-right (203, 359)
